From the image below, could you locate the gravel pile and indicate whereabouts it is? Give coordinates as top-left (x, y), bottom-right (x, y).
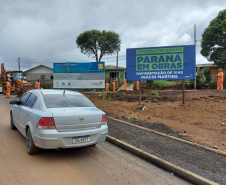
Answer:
top-left (107, 113), bottom-right (188, 140)
top-left (107, 118), bottom-right (226, 185)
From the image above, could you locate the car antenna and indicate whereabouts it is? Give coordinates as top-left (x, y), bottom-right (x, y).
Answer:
top-left (63, 89), bottom-right (65, 97)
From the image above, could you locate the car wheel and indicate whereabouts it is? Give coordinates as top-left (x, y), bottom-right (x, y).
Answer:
top-left (10, 112), bottom-right (17, 130)
top-left (26, 128), bottom-right (40, 155)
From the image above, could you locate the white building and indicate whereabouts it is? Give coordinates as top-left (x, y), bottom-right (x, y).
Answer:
top-left (23, 65), bottom-right (53, 84)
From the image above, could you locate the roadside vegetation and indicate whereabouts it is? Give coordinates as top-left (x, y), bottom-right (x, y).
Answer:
top-left (147, 80), bottom-right (177, 88)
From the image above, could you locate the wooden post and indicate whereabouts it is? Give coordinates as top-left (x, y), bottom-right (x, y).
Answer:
top-left (182, 80), bottom-right (185, 104)
top-left (103, 89), bottom-right (105, 101)
top-left (139, 80), bottom-right (141, 105)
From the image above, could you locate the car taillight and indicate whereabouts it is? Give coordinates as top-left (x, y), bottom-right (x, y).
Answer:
top-left (37, 117), bottom-right (56, 129)
top-left (101, 114), bottom-right (107, 124)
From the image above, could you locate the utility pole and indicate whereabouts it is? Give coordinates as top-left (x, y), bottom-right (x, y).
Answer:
top-left (116, 51), bottom-right (118, 69)
top-left (116, 51), bottom-right (119, 89)
top-left (194, 24), bottom-right (196, 90)
top-left (18, 57), bottom-right (20, 71)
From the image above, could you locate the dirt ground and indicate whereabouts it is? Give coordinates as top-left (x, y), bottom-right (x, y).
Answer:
top-left (86, 89), bottom-right (226, 152)
top-left (1, 95), bottom-right (188, 185)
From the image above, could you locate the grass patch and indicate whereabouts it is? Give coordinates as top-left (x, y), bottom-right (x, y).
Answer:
top-left (147, 80), bottom-right (177, 88)
top-left (150, 91), bottom-right (160, 99)
top-left (41, 84), bottom-right (52, 89)
top-left (115, 92), bottom-right (122, 97)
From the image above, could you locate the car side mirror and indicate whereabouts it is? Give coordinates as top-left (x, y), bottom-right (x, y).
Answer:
top-left (9, 100), bottom-right (19, 105)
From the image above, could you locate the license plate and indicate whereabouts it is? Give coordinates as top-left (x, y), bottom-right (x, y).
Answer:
top-left (72, 136), bottom-right (90, 143)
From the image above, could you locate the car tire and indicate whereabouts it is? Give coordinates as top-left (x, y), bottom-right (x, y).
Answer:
top-left (10, 112), bottom-right (17, 130)
top-left (26, 128), bottom-right (40, 155)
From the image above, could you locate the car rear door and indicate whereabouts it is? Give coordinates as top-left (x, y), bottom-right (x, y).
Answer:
top-left (21, 93), bottom-right (38, 134)
top-left (17, 92), bottom-right (31, 136)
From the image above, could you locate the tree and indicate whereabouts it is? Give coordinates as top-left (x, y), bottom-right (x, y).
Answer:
top-left (200, 9), bottom-right (226, 68)
top-left (76, 30), bottom-right (121, 62)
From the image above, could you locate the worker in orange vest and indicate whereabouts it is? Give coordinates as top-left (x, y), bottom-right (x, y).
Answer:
top-left (35, 80), bottom-right (41, 89)
top-left (112, 80), bottom-right (116, 91)
top-left (6, 79), bottom-right (11, 98)
top-left (216, 68), bottom-right (224, 91)
top-left (124, 79), bottom-right (127, 90)
top-left (105, 81), bottom-right (109, 91)
top-left (136, 81), bottom-right (139, 90)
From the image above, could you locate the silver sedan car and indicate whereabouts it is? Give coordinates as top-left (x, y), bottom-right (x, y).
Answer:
top-left (10, 89), bottom-right (108, 155)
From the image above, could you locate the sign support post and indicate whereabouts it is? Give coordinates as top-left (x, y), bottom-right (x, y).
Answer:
top-left (103, 89), bottom-right (105, 101)
top-left (139, 80), bottom-right (141, 105)
top-left (194, 24), bottom-right (197, 90)
top-left (182, 80), bottom-right (185, 104)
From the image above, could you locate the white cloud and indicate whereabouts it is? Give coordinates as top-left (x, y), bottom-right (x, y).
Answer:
top-left (0, 0), bottom-right (225, 69)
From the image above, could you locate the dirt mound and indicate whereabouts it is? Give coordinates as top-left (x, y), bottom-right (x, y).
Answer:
top-left (106, 90), bottom-right (182, 102)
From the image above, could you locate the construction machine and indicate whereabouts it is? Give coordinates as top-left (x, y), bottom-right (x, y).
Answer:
top-left (0, 63), bottom-right (34, 95)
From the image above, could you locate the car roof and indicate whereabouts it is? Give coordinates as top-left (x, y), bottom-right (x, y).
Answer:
top-left (29, 89), bottom-right (82, 95)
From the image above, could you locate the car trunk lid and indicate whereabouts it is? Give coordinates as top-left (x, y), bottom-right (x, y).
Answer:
top-left (48, 107), bottom-right (104, 131)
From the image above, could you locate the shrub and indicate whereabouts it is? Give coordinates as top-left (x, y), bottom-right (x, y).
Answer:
top-left (202, 67), bottom-right (211, 83)
top-left (146, 81), bottom-right (154, 87)
top-left (115, 92), bottom-right (121, 97)
top-left (150, 91), bottom-right (160, 99)
top-left (147, 80), bottom-right (176, 88)
top-left (196, 71), bottom-right (205, 89)
top-left (41, 84), bottom-right (52, 89)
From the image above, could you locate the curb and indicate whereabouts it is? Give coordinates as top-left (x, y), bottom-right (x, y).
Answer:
top-left (108, 116), bottom-right (226, 156)
top-left (106, 135), bottom-right (219, 185)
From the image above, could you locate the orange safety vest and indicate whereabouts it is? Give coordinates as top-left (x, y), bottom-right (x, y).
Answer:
top-left (35, 81), bottom-right (40, 89)
top-left (136, 81), bottom-right (139, 90)
top-left (112, 82), bottom-right (116, 91)
top-left (124, 80), bottom-right (127, 90)
top-left (106, 83), bottom-right (109, 91)
top-left (217, 72), bottom-right (223, 87)
top-left (6, 82), bottom-right (11, 98)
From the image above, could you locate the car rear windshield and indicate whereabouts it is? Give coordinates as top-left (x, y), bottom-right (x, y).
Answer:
top-left (43, 94), bottom-right (95, 108)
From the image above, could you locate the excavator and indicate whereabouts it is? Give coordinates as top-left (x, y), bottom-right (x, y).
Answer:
top-left (0, 63), bottom-right (34, 96)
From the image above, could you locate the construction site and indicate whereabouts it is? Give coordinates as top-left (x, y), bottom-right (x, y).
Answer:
top-left (86, 87), bottom-right (226, 152)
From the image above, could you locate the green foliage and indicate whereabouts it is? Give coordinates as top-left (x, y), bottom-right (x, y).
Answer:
top-left (150, 91), bottom-right (160, 99)
top-left (115, 92), bottom-right (121, 97)
top-left (196, 67), bottom-right (212, 88)
top-left (196, 71), bottom-right (205, 89)
top-left (200, 9), bottom-right (226, 68)
top-left (41, 84), bottom-right (52, 89)
top-left (146, 80), bottom-right (154, 87)
top-left (76, 30), bottom-right (121, 62)
top-left (202, 67), bottom-right (211, 83)
top-left (148, 80), bottom-right (177, 88)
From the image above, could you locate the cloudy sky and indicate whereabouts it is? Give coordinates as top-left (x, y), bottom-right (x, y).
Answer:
top-left (0, 0), bottom-right (225, 70)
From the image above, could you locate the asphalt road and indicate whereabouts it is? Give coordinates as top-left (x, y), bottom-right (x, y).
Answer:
top-left (0, 95), bottom-right (190, 185)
